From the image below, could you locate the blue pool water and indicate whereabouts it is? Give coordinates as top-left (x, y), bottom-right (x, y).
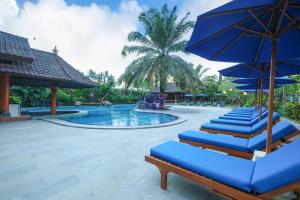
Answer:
top-left (22, 105), bottom-right (177, 127)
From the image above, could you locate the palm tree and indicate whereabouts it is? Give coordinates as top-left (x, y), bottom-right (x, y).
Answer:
top-left (119, 4), bottom-right (197, 92)
top-left (195, 64), bottom-right (210, 80)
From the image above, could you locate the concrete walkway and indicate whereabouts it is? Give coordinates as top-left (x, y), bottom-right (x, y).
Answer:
top-left (0, 106), bottom-right (298, 200)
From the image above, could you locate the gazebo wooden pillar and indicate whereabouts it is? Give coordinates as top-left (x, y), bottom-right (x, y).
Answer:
top-left (50, 87), bottom-right (58, 115)
top-left (0, 74), bottom-right (10, 115)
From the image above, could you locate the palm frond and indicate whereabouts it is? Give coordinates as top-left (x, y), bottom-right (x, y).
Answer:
top-left (127, 31), bottom-right (156, 48)
top-left (122, 45), bottom-right (159, 56)
top-left (167, 41), bottom-right (188, 53)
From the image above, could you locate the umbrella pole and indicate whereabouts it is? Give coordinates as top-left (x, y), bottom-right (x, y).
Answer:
top-left (259, 77), bottom-right (264, 121)
top-left (266, 38), bottom-right (277, 153)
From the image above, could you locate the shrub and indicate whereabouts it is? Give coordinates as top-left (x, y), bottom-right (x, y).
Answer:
top-left (281, 102), bottom-right (300, 121)
top-left (57, 90), bottom-right (74, 105)
top-left (9, 96), bottom-right (22, 104)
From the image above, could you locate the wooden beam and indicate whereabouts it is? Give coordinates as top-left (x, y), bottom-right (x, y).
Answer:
top-left (259, 75), bottom-right (264, 121)
top-left (276, 0), bottom-right (289, 33)
top-left (211, 11), bottom-right (271, 60)
top-left (0, 74), bottom-right (10, 114)
top-left (266, 38), bottom-right (277, 153)
top-left (280, 14), bottom-right (300, 34)
top-left (280, 9), bottom-right (300, 30)
top-left (235, 25), bottom-right (267, 36)
top-left (248, 10), bottom-right (272, 34)
top-left (51, 87), bottom-right (58, 115)
top-left (254, 10), bottom-right (274, 63)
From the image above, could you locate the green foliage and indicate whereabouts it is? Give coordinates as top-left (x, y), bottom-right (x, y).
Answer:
top-left (57, 89), bottom-right (74, 105)
top-left (120, 4), bottom-right (198, 91)
top-left (276, 101), bottom-right (300, 121)
top-left (9, 95), bottom-right (22, 104)
top-left (10, 86), bottom-right (50, 107)
top-left (202, 75), bottom-right (220, 98)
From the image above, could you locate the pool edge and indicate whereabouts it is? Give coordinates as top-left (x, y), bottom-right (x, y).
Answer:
top-left (41, 110), bottom-right (187, 130)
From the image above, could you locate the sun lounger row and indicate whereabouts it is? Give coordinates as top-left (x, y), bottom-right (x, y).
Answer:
top-left (201, 112), bottom-right (281, 138)
top-left (180, 120), bottom-right (299, 159)
top-left (146, 138), bottom-right (300, 200)
top-left (145, 107), bottom-right (300, 199)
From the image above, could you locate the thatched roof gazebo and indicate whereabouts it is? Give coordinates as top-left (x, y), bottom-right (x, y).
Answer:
top-left (152, 82), bottom-right (184, 103)
top-left (0, 31), bottom-right (96, 117)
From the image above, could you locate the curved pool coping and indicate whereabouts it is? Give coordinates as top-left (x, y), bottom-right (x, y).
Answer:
top-left (42, 109), bottom-right (187, 129)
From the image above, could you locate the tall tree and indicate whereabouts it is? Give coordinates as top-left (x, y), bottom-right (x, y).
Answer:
top-left (195, 64), bottom-right (210, 80)
top-left (119, 4), bottom-right (197, 92)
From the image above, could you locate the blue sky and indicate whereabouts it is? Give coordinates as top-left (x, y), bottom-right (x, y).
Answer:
top-left (16, 0), bottom-right (184, 10)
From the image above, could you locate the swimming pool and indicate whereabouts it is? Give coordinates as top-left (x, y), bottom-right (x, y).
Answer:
top-left (23, 105), bottom-right (180, 128)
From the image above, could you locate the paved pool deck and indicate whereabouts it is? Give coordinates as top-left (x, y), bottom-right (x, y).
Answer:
top-left (0, 106), bottom-right (299, 200)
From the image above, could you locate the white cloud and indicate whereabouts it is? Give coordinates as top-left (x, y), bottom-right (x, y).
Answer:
top-left (0, 0), bottom-right (142, 77)
top-left (179, 0), bottom-right (236, 76)
top-left (0, 0), bottom-right (19, 25)
top-left (0, 0), bottom-right (236, 79)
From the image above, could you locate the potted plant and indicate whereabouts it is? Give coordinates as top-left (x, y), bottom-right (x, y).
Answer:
top-left (9, 96), bottom-right (22, 117)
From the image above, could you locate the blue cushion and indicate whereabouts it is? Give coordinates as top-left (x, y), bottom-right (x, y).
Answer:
top-left (178, 130), bottom-right (249, 152)
top-left (251, 138), bottom-right (300, 193)
top-left (201, 122), bottom-right (253, 134)
top-left (221, 110), bottom-right (268, 121)
top-left (225, 113), bottom-right (254, 117)
top-left (248, 121), bottom-right (297, 151)
top-left (251, 113), bottom-right (280, 133)
top-left (210, 118), bottom-right (258, 126)
top-left (150, 141), bottom-right (255, 192)
top-left (219, 115), bottom-right (253, 121)
top-left (202, 113), bottom-right (280, 135)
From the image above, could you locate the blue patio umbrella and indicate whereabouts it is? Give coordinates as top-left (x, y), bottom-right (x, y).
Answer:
top-left (232, 77), bottom-right (298, 85)
top-left (184, 93), bottom-right (193, 104)
top-left (186, 0), bottom-right (300, 153)
top-left (219, 60), bottom-right (300, 79)
top-left (236, 84), bottom-right (283, 90)
top-left (195, 93), bottom-right (207, 97)
top-left (241, 89), bottom-right (269, 93)
top-left (186, 1), bottom-right (300, 63)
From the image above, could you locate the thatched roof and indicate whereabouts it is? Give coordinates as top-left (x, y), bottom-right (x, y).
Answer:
top-left (0, 31), bottom-right (96, 88)
top-left (152, 82), bottom-right (184, 93)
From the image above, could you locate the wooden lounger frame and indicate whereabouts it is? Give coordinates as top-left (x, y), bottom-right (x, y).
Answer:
top-left (180, 130), bottom-right (300, 159)
top-left (145, 155), bottom-right (300, 200)
top-left (200, 119), bottom-right (281, 139)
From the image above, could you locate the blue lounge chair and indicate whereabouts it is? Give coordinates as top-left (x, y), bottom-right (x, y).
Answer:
top-left (200, 112), bottom-right (281, 138)
top-left (231, 107), bottom-right (256, 112)
top-left (229, 108), bottom-right (255, 113)
top-left (212, 101), bottom-right (217, 106)
top-left (219, 109), bottom-right (267, 121)
top-left (145, 139), bottom-right (300, 199)
top-left (196, 101), bottom-right (200, 106)
top-left (224, 111), bottom-right (257, 117)
top-left (211, 110), bottom-right (269, 126)
top-left (202, 101), bottom-right (207, 106)
top-left (179, 121), bottom-right (299, 159)
top-left (227, 107), bottom-right (265, 115)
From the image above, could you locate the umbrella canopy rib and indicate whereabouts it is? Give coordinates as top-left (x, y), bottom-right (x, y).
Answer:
top-left (212, 11), bottom-right (272, 60)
